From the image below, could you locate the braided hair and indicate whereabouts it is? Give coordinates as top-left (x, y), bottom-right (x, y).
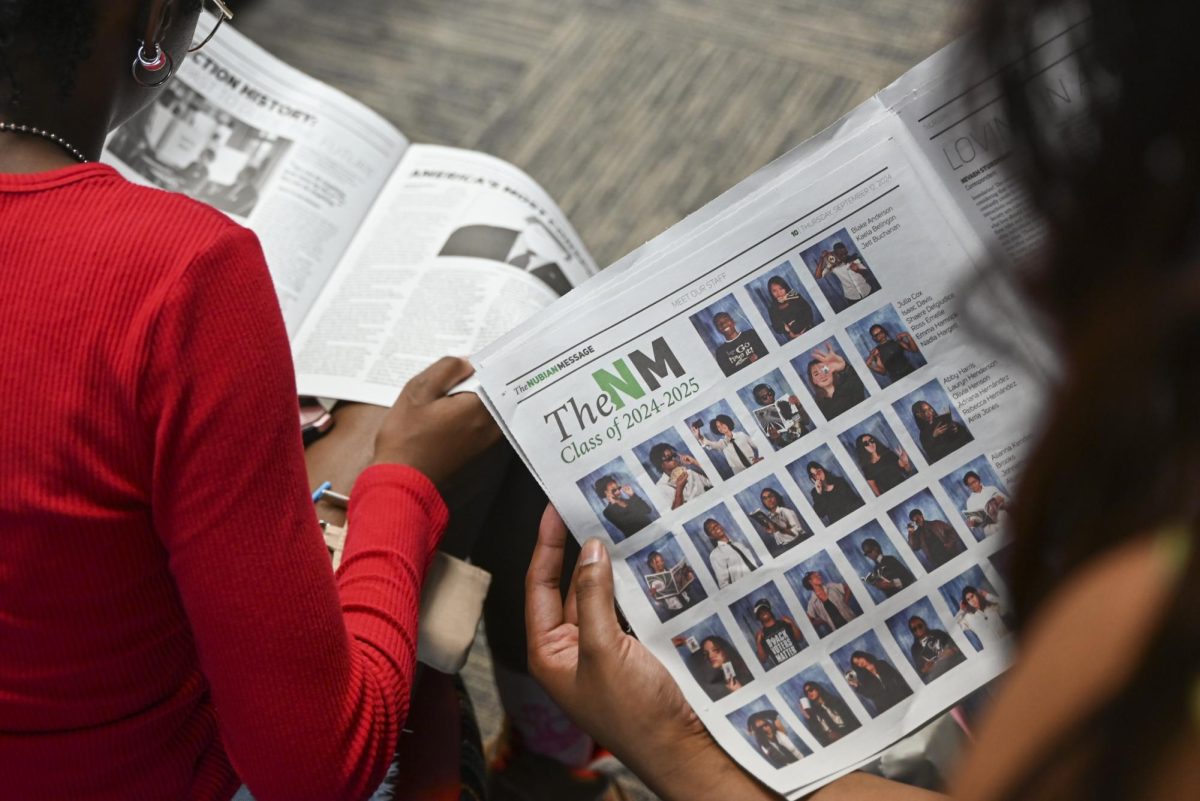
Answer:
top-left (0, 1), bottom-right (97, 107)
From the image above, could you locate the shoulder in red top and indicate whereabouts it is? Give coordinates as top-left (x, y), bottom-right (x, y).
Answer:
top-left (0, 165), bottom-right (446, 801)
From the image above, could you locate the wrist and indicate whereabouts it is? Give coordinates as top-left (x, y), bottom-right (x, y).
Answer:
top-left (369, 440), bottom-right (410, 466)
top-left (623, 726), bottom-right (778, 801)
top-left (369, 448), bottom-right (441, 484)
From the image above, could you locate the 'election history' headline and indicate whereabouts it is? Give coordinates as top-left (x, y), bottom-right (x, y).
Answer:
top-left (191, 52), bottom-right (318, 126)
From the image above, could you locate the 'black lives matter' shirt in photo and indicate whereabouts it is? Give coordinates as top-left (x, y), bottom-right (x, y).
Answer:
top-left (713, 330), bottom-right (769, 376)
top-left (761, 620), bottom-right (803, 666)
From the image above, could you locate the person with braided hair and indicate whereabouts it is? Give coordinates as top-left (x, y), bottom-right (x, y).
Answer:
top-left (0, 3), bottom-right (500, 800)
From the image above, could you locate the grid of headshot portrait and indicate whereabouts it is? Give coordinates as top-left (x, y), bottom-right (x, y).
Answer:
top-left (707, 559), bottom-right (1012, 772)
top-left (679, 232), bottom-right (950, 444)
top-left (564, 222), bottom-right (1018, 775)
top-left (608, 460), bottom-right (1015, 770)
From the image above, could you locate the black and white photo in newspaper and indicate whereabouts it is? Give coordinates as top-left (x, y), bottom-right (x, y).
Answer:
top-left (290, 145), bottom-right (599, 406)
top-left (103, 16), bottom-right (601, 405)
top-left (103, 19), bottom-right (409, 336)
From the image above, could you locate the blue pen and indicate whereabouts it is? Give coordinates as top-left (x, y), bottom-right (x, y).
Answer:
top-left (313, 481), bottom-right (350, 508)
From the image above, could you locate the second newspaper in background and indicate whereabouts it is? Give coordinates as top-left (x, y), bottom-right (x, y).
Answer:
top-left (104, 15), bottom-right (599, 406)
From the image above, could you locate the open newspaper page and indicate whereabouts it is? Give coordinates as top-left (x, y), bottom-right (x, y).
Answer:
top-left (103, 21), bottom-right (409, 336)
top-left (291, 144), bottom-right (600, 406)
top-left (472, 36), bottom-right (1060, 791)
top-left (882, 14), bottom-right (1089, 273)
top-left (103, 19), bottom-right (602, 405)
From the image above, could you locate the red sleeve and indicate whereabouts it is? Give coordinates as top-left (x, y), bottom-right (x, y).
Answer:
top-left (139, 226), bottom-right (446, 801)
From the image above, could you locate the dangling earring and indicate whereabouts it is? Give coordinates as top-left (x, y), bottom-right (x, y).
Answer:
top-left (131, 40), bottom-right (174, 88)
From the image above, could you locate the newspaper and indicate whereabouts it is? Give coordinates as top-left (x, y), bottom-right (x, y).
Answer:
top-left (473, 18), bottom-right (1086, 797)
top-left (104, 17), bottom-right (598, 405)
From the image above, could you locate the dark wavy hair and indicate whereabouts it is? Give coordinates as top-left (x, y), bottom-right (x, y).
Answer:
top-left (0, 1), bottom-right (97, 105)
top-left (848, 650), bottom-right (879, 669)
top-left (647, 442), bottom-right (675, 471)
top-left (959, 584), bottom-right (995, 613)
top-left (708, 413), bottom-right (736, 436)
top-left (976, 1), bottom-right (1200, 798)
top-left (760, 487), bottom-right (785, 507)
top-left (910, 400), bottom-right (936, 433)
top-left (700, 635), bottom-right (752, 686)
top-left (766, 276), bottom-right (792, 301)
top-left (800, 680), bottom-right (825, 698)
top-left (591, 474), bottom-right (617, 499)
top-left (854, 432), bottom-right (897, 469)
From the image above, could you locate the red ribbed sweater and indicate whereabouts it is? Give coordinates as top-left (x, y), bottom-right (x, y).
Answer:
top-left (0, 164), bottom-right (445, 801)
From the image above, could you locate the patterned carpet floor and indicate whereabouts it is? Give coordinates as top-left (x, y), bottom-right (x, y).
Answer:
top-left (237, 0), bottom-right (961, 268)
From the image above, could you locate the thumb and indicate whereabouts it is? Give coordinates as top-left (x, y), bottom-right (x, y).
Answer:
top-left (409, 356), bottom-right (475, 402)
top-left (574, 538), bottom-right (621, 659)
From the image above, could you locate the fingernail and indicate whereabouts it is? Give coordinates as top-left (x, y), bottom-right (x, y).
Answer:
top-left (579, 538), bottom-right (604, 566)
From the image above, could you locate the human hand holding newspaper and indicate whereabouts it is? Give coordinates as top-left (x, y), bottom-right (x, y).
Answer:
top-left (370, 357), bottom-right (500, 484)
top-left (525, 506), bottom-right (778, 801)
top-left (526, 510), bottom-right (946, 801)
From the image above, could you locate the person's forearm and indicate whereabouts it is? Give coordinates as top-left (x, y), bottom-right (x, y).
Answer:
top-left (805, 773), bottom-right (948, 800)
top-left (625, 729), bottom-right (782, 801)
top-left (631, 739), bottom-right (950, 801)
